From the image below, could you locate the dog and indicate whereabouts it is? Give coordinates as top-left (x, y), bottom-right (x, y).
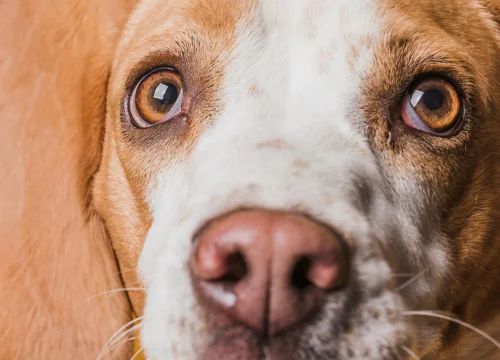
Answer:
top-left (3, 0), bottom-right (500, 359)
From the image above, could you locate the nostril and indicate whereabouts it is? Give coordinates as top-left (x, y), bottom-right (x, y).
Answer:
top-left (218, 252), bottom-right (248, 283)
top-left (291, 257), bottom-right (312, 290)
top-left (291, 252), bottom-right (345, 292)
top-left (192, 235), bottom-right (248, 284)
top-left (290, 255), bottom-right (344, 291)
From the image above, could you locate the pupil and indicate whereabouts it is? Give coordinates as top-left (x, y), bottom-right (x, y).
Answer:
top-left (153, 82), bottom-right (178, 105)
top-left (422, 89), bottom-right (444, 111)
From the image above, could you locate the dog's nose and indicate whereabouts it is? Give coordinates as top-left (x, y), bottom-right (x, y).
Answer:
top-left (190, 209), bottom-right (348, 337)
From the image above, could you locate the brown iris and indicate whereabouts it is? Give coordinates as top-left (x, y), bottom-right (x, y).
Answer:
top-left (130, 68), bottom-right (183, 127)
top-left (406, 77), bottom-right (461, 132)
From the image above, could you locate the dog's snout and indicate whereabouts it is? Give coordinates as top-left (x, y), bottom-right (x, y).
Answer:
top-left (190, 209), bottom-right (348, 337)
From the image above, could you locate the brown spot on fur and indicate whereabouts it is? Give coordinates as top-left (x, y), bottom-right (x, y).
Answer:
top-left (257, 139), bottom-right (291, 149)
top-left (346, 43), bottom-right (361, 71)
top-left (318, 45), bottom-right (336, 74)
top-left (293, 158), bottom-right (311, 169)
top-left (248, 82), bottom-right (263, 97)
top-left (304, 0), bottom-right (324, 39)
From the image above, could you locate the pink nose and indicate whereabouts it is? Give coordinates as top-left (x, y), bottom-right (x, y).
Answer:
top-left (190, 209), bottom-right (348, 337)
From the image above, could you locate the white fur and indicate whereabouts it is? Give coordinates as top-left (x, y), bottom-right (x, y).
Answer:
top-left (134, 0), bottom-right (449, 358)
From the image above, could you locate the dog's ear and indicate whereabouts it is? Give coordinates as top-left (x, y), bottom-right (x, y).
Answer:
top-left (0, 1), bottom-right (137, 359)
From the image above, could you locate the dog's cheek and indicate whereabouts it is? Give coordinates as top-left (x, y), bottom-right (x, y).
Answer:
top-left (139, 167), bottom-right (211, 358)
top-left (142, 256), bottom-right (202, 359)
top-left (140, 220), bottom-right (207, 359)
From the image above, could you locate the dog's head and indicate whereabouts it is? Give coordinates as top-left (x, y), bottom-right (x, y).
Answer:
top-left (93, 0), bottom-right (500, 358)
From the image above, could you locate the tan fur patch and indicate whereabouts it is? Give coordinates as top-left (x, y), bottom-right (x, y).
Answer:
top-left (257, 139), bottom-right (291, 150)
top-left (0, 0), bottom-right (137, 358)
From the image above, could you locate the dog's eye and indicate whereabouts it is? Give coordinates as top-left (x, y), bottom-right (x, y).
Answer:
top-left (129, 68), bottom-right (183, 128)
top-left (401, 77), bottom-right (462, 136)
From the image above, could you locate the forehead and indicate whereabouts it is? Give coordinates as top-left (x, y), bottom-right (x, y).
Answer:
top-left (110, 0), bottom-right (500, 176)
top-left (115, 0), bottom-right (383, 69)
top-left (114, 0), bottom-right (498, 101)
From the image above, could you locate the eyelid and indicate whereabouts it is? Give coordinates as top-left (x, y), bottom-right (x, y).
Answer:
top-left (123, 50), bottom-right (183, 89)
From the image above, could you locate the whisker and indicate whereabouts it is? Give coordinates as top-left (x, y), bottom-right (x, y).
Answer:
top-left (104, 324), bottom-right (142, 357)
top-left (98, 324), bottom-right (142, 360)
top-left (400, 345), bottom-right (420, 360)
top-left (131, 347), bottom-right (144, 360)
top-left (397, 268), bottom-right (428, 291)
top-left (96, 316), bottom-right (144, 360)
top-left (107, 319), bottom-right (143, 348)
top-left (404, 311), bottom-right (500, 350)
top-left (98, 336), bottom-right (138, 360)
top-left (87, 288), bottom-right (146, 300)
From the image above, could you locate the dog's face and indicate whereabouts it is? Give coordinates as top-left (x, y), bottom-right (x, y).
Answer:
top-left (93, 0), bottom-right (500, 358)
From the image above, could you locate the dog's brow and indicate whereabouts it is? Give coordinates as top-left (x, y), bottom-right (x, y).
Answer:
top-left (369, 33), bottom-right (479, 105)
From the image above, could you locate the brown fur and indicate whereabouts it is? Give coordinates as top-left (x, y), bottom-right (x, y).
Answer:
top-left (365, 1), bottom-right (500, 357)
top-left (0, 0), bottom-right (137, 358)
